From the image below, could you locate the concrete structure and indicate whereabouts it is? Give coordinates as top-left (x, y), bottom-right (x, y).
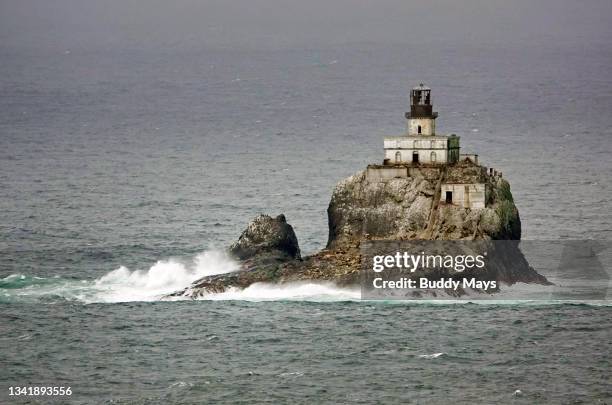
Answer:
top-left (441, 183), bottom-right (486, 209)
top-left (383, 84), bottom-right (459, 165)
top-left (384, 135), bottom-right (460, 165)
top-left (460, 154), bottom-right (479, 165)
top-left (371, 84), bottom-right (487, 210)
top-left (366, 165), bottom-right (408, 181)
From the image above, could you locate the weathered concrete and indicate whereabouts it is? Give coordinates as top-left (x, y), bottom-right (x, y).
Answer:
top-left (407, 117), bottom-right (436, 135)
top-left (460, 154), bottom-right (479, 165)
top-left (384, 134), bottom-right (460, 164)
top-left (366, 166), bottom-right (408, 181)
top-left (441, 183), bottom-right (486, 209)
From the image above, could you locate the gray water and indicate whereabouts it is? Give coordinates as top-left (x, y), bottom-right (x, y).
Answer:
top-left (1, 1), bottom-right (612, 403)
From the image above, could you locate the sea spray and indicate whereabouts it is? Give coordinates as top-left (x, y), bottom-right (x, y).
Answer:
top-left (0, 250), bottom-right (239, 304)
top-left (2, 268), bottom-right (609, 305)
top-left (197, 281), bottom-right (361, 302)
top-left (91, 250), bottom-right (240, 302)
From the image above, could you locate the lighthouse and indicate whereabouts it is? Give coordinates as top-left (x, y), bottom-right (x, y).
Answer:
top-left (405, 83), bottom-right (438, 136)
top-left (367, 84), bottom-right (486, 209)
top-left (383, 84), bottom-right (460, 165)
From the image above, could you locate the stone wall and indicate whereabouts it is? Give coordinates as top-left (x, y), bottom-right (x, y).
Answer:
top-left (366, 166), bottom-right (408, 181)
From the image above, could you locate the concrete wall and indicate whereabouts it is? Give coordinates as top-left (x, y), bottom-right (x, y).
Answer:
top-left (441, 183), bottom-right (486, 209)
top-left (385, 148), bottom-right (448, 164)
top-left (460, 154), bottom-right (479, 165)
top-left (382, 134), bottom-right (463, 165)
top-left (407, 118), bottom-right (435, 136)
top-left (384, 135), bottom-right (452, 164)
top-left (384, 136), bottom-right (448, 150)
top-left (366, 166), bottom-right (408, 181)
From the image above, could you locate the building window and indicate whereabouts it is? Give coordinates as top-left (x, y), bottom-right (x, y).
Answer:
top-left (418, 125), bottom-right (422, 134)
top-left (430, 152), bottom-right (436, 163)
top-left (395, 151), bottom-right (401, 163)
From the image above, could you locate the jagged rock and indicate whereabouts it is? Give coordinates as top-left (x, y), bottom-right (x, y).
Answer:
top-left (229, 214), bottom-right (300, 261)
top-left (327, 163), bottom-right (521, 248)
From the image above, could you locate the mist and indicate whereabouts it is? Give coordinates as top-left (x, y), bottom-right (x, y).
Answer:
top-left (1, 0), bottom-right (611, 52)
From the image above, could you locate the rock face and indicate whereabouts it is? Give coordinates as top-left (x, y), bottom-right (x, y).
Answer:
top-left (170, 214), bottom-right (305, 296)
top-left (169, 162), bottom-right (547, 299)
top-left (327, 162), bottom-right (520, 249)
top-left (229, 214), bottom-right (300, 262)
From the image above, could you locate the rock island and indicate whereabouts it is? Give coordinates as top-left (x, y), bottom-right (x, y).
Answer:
top-left (169, 84), bottom-right (548, 298)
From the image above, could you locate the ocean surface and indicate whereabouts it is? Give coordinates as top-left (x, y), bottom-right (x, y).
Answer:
top-left (1, 1), bottom-right (612, 403)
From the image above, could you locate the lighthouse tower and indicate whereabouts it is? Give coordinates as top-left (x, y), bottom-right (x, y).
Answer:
top-left (405, 83), bottom-right (438, 136)
top-left (372, 84), bottom-right (485, 209)
top-left (383, 84), bottom-right (459, 165)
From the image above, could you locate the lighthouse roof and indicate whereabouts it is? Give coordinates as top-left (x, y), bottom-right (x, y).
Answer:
top-left (412, 83), bottom-right (431, 91)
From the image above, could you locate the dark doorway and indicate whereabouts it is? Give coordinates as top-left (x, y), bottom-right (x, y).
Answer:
top-left (412, 152), bottom-right (419, 164)
top-left (445, 191), bottom-right (453, 204)
top-left (417, 125), bottom-right (422, 134)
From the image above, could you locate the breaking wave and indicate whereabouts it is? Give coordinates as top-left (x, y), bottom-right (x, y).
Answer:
top-left (0, 250), bottom-right (239, 304)
top-left (197, 282), bottom-right (361, 302)
top-left (92, 250), bottom-right (239, 302)
top-left (0, 250), bottom-right (361, 304)
top-left (1, 253), bottom-right (610, 305)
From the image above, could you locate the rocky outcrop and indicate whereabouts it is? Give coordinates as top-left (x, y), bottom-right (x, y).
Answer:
top-left (327, 162), bottom-right (520, 248)
top-left (169, 162), bottom-right (548, 299)
top-left (168, 214), bottom-right (361, 297)
top-left (229, 214), bottom-right (300, 262)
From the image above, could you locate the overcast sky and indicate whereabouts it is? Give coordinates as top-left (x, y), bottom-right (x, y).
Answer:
top-left (1, 0), bottom-right (611, 51)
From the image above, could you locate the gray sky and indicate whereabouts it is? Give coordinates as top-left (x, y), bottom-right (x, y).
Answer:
top-left (1, 0), bottom-right (611, 51)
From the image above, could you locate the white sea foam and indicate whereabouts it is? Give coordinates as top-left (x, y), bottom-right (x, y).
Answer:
top-left (89, 250), bottom-right (239, 303)
top-left (418, 352), bottom-right (445, 359)
top-left (3, 261), bottom-right (611, 305)
top-left (198, 281), bottom-right (361, 302)
top-left (0, 250), bottom-right (239, 304)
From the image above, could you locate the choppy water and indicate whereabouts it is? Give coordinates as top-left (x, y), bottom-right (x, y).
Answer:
top-left (1, 0), bottom-right (612, 403)
top-left (1, 300), bottom-right (610, 404)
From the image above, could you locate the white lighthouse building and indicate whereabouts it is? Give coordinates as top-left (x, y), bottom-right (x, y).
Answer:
top-left (366, 84), bottom-right (487, 210)
top-left (384, 84), bottom-right (460, 165)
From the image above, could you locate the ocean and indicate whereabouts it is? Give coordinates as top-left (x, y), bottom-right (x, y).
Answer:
top-left (1, 1), bottom-right (611, 403)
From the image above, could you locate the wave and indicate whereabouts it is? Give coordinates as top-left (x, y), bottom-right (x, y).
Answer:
top-left (91, 250), bottom-right (239, 302)
top-left (0, 274), bottom-right (60, 289)
top-left (195, 282), bottom-right (361, 302)
top-left (418, 352), bottom-right (445, 359)
top-left (0, 250), bottom-right (239, 304)
top-left (2, 254), bottom-right (611, 305)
